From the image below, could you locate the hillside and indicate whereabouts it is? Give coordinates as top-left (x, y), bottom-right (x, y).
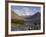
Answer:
top-left (11, 11), bottom-right (24, 24)
top-left (24, 12), bottom-right (40, 30)
top-left (11, 11), bottom-right (24, 20)
top-left (11, 12), bottom-right (41, 31)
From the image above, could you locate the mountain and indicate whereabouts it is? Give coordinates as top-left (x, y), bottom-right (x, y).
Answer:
top-left (11, 11), bottom-right (24, 24)
top-left (25, 12), bottom-right (40, 24)
top-left (30, 12), bottom-right (40, 21)
top-left (11, 11), bottom-right (40, 24)
top-left (24, 12), bottom-right (40, 30)
top-left (11, 11), bottom-right (24, 20)
top-left (25, 12), bottom-right (40, 19)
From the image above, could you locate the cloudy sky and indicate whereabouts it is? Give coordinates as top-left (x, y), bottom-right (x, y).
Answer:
top-left (11, 6), bottom-right (41, 16)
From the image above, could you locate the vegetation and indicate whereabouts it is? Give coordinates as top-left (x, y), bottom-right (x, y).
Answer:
top-left (11, 11), bottom-right (40, 30)
top-left (11, 19), bottom-right (24, 24)
top-left (11, 11), bottom-right (24, 26)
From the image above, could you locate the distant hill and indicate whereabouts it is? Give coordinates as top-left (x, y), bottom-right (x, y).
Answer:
top-left (31, 12), bottom-right (40, 21)
top-left (25, 12), bottom-right (40, 24)
top-left (24, 12), bottom-right (40, 30)
top-left (25, 12), bottom-right (40, 19)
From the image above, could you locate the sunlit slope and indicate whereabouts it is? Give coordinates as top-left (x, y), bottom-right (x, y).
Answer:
top-left (11, 11), bottom-right (24, 20)
top-left (11, 11), bottom-right (24, 24)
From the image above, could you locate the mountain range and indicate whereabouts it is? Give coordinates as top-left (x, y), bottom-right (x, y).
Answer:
top-left (11, 11), bottom-right (40, 24)
top-left (24, 12), bottom-right (40, 22)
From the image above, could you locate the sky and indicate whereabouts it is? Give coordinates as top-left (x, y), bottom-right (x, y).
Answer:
top-left (11, 6), bottom-right (41, 16)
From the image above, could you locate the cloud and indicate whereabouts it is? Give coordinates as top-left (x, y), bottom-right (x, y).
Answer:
top-left (13, 9), bottom-right (22, 16)
top-left (11, 6), bottom-right (40, 16)
top-left (12, 8), bottom-right (35, 16)
top-left (22, 8), bottom-right (35, 16)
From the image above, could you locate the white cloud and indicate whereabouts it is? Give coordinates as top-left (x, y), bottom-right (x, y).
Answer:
top-left (13, 9), bottom-right (25, 16)
top-left (22, 8), bottom-right (35, 16)
top-left (12, 8), bottom-right (35, 16)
